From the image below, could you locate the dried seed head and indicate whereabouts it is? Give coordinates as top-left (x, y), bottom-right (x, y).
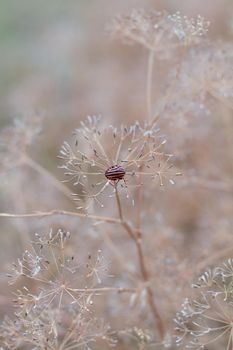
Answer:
top-left (168, 12), bottom-right (210, 44)
top-left (109, 9), bottom-right (210, 53)
top-left (175, 260), bottom-right (233, 348)
top-left (59, 116), bottom-right (179, 210)
top-left (1, 229), bottom-right (114, 349)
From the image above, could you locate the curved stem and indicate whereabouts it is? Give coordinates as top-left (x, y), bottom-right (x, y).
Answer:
top-left (114, 185), bottom-right (165, 339)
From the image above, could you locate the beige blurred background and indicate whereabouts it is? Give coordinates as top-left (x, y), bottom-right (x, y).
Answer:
top-left (0, 0), bottom-right (233, 342)
top-left (1, 0), bottom-right (232, 125)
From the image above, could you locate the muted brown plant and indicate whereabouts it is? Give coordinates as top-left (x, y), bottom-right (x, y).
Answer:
top-left (0, 6), bottom-right (233, 350)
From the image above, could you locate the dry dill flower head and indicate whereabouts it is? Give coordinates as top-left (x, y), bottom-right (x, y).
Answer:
top-left (1, 229), bottom-right (113, 349)
top-left (168, 12), bottom-right (210, 45)
top-left (1, 303), bottom-right (113, 350)
top-left (175, 259), bottom-right (233, 349)
top-left (59, 116), bottom-right (180, 209)
top-left (109, 9), bottom-right (172, 51)
top-left (109, 9), bottom-right (210, 52)
top-left (6, 229), bottom-right (109, 307)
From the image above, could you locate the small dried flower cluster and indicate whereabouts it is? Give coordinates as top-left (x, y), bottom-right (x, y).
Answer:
top-left (7, 229), bottom-right (109, 305)
top-left (1, 306), bottom-right (113, 350)
top-left (109, 9), bottom-right (172, 51)
top-left (175, 259), bottom-right (233, 349)
top-left (174, 42), bottom-right (233, 102)
top-left (59, 116), bottom-right (180, 209)
top-left (109, 9), bottom-right (209, 51)
top-left (157, 40), bottom-right (233, 151)
top-left (168, 12), bottom-right (210, 44)
top-left (0, 229), bottom-right (113, 349)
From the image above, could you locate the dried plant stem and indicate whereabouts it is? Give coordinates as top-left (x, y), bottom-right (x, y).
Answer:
top-left (123, 31), bottom-right (181, 54)
top-left (210, 90), bottom-right (233, 170)
top-left (0, 210), bottom-right (120, 224)
top-left (69, 287), bottom-right (136, 294)
top-left (146, 50), bottom-right (155, 122)
top-left (114, 185), bottom-right (165, 339)
top-left (136, 177), bottom-right (143, 232)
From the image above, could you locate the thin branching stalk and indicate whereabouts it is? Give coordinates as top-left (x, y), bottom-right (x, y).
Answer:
top-left (66, 287), bottom-right (136, 294)
top-left (146, 50), bottom-right (155, 122)
top-left (114, 185), bottom-right (165, 339)
top-left (0, 210), bottom-right (120, 224)
top-left (135, 173), bottom-right (143, 232)
top-left (209, 90), bottom-right (233, 171)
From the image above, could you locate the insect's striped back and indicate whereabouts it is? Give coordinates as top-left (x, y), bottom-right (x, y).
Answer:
top-left (105, 165), bottom-right (125, 181)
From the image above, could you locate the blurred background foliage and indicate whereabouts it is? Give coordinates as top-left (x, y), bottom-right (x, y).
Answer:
top-left (1, 0), bottom-right (232, 123)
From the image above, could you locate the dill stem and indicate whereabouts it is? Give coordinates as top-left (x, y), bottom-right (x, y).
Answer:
top-left (0, 210), bottom-right (120, 224)
top-left (136, 168), bottom-right (143, 232)
top-left (68, 287), bottom-right (136, 293)
top-left (114, 185), bottom-right (165, 339)
top-left (146, 49), bottom-right (155, 122)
